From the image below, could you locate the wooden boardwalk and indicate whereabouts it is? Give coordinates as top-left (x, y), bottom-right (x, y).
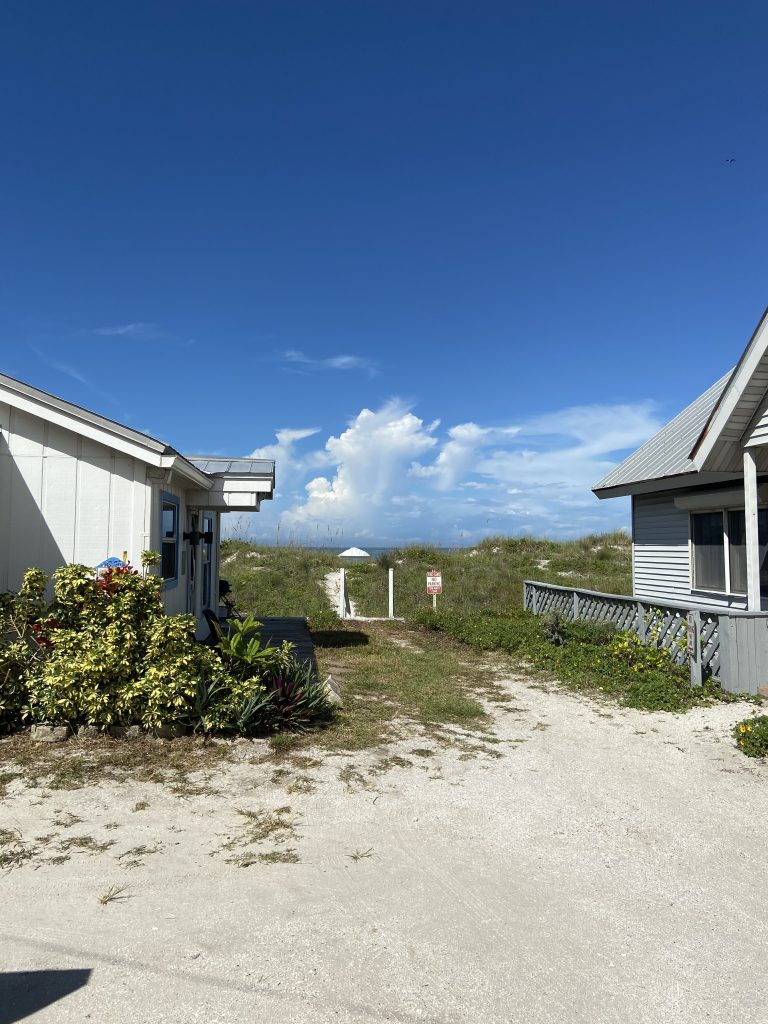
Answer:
top-left (255, 616), bottom-right (317, 671)
top-left (216, 613), bottom-right (318, 675)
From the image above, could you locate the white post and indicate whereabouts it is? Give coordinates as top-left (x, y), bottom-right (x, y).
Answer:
top-left (388, 567), bottom-right (394, 618)
top-left (338, 568), bottom-right (346, 619)
top-left (744, 450), bottom-right (761, 611)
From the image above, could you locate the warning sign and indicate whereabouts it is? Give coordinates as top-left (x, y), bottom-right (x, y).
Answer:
top-left (426, 571), bottom-right (443, 595)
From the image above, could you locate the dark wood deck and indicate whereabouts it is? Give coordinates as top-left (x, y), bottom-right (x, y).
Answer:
top-left (219, 614), bottom-right (317, 676)
top-left (256, 616), bottom-right (317, 671)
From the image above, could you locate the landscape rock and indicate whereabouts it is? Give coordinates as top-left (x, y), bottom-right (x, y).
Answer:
top-left (31, 723), bottom-right (70, 743)
top-left (151, 723), bottom-right (187, 740)
top-left (77, 724), bottom-right (102, 739)
top-left (109, 724), bottom-right (143, 740)
top-left (323, 675), bottom-right (343, 707)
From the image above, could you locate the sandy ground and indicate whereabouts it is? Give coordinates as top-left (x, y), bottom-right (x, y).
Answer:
top-left (322, 570), bottom-right (358, 619)
top-left (1, 676), bottom-right (767, 1024)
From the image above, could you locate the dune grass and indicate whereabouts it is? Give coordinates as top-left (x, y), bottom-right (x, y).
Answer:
top-left (220, 532), bottom-right (632, 625)
top-left (345, 532), bottom-right (632, 619)
top-left (220, 541), bottom-right (340, 626)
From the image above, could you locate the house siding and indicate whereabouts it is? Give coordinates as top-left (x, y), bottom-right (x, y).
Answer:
top-left (632, 493), bottom-right (748, 610)
top-left (0, 402), bottom-right (151, 592)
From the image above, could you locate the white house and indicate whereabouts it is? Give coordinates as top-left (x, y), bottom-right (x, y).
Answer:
top-left (0, 372), bottom-right (274, 618)
top-left (593, 305), bottom-right (768, 614)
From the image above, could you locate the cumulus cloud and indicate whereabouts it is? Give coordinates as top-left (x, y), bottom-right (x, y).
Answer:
top-left (230, 397), bottom-right (661, 544)
top-left (248, 426), bottom-right (326, 493)
top-left (278, 401), bottom-right (437, 537)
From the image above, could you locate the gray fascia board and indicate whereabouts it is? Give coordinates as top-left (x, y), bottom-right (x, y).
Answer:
top-left (593, 471), bottom-right (740, 500)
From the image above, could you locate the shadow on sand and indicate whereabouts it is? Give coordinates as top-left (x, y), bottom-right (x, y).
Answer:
top-left (0, 969), bottom-right (92, 1024)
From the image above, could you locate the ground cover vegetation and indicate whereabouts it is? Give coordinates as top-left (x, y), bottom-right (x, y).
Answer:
top-left (0, 560), bottom-right (333, 737)
top-left (222, 533), bottom-right (753, 718)
top-left (733, 714), bottom-right (768, 757)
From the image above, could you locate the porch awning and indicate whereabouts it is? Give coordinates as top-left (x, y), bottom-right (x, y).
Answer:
top-left (184, 456), bottom-right (275, 512)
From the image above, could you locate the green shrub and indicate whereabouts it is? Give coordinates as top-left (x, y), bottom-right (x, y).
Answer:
top-left (1, 562), bottom-right (334, 737)
top-left (131, 615), bottom-right (237, 730)
top-left (27, 565), bottom-right (171, 727)
top-left (0, 569), bottom-right (52, 731)
top-left (733, 715), bottom-right (768, 757)
top-left (218, 614), bottom-right (296, 680)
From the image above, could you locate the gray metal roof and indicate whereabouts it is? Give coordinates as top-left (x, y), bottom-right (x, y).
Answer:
top-left (0, 371), bottom-right (171, 454)
top-left (187, 456), bottom-right (275, 477)
top-left (0, 373), bottom-right (269, 488)
top-left (593, 371), bottom-right (732, 496)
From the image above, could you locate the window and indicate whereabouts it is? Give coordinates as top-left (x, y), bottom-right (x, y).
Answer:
top-left (728, 511), bottom-right (747, 593)
top-left (160, 495), bottom-right (179, 585)
top-left (691, 508), bottom-right (768, 595)
top-left (691, 512), bottom-right (726, 591)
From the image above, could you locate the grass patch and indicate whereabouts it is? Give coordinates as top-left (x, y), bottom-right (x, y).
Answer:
top-left (57, 835), bottom-right (114, 855)
top-left (0, 770), bottom-right (21, 798)
top-left (0, 828), bottom-right (35, 870)
top-left (228, 849), bottom-right (300, 866)
top-left (306, 621), bottom-right (503, 753)
top-left (0, 735), bottom-right (235, 796)
top-left (218, 805), bottom-right (301, 866)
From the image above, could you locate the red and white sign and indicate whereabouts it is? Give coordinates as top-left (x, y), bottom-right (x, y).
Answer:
top-left (426, 571), bottom-right (443, 595)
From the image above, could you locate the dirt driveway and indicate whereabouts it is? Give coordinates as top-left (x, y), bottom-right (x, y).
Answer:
top-left (1, 676), bottom-right (766, 1024)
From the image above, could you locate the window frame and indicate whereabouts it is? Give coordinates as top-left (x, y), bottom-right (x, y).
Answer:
top-left (689, 508), bottom-right (748, 597)
top-left (160, 492), bottom-right (180, 589)
top-left (201, 512), bottom-right (214, 609)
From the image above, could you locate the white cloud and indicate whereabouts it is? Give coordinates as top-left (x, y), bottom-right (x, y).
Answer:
top-left (278, 401), bottom-right (437, 537)
top-left (229, 397), bottom-right (659, 544)
top-left (248, 426), bottom-right (325, 491)
top-left (31, 347), bottom-right (89, 385)
top-left (92, 322), bottom-right (159, 338)
top-left (282, 349), bottom-right (378, 377)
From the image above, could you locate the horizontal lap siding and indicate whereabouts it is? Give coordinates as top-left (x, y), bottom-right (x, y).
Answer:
top-left (632, 493), bottom-right (748, 610)
top-left (633, 495), bottom-right (691, 602)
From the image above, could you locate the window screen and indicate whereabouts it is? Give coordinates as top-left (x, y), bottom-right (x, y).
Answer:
top-left (692, 511), bottom-right (725, 591)
top-left (727, 511), bottom-right (747, 594)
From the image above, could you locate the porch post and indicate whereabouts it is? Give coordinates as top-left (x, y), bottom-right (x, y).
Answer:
top-left (744, 449), bottom-right (761, 611)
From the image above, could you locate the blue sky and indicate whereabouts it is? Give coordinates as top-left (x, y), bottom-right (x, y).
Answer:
top-left (2, 1), bottom-right (768, 545)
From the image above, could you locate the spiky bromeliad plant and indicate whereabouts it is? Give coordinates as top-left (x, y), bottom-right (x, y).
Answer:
top-left (269, 660), bottom-right (334, 732)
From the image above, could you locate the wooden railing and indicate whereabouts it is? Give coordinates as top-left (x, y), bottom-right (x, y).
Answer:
top-left (523, 581), bottom-right (768, 695)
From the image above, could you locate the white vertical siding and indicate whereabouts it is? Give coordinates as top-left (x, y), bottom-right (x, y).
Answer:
top-left (632, 493), bottom-right (748, 610)
top-left (0, 406), bottom-right (150, 591)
